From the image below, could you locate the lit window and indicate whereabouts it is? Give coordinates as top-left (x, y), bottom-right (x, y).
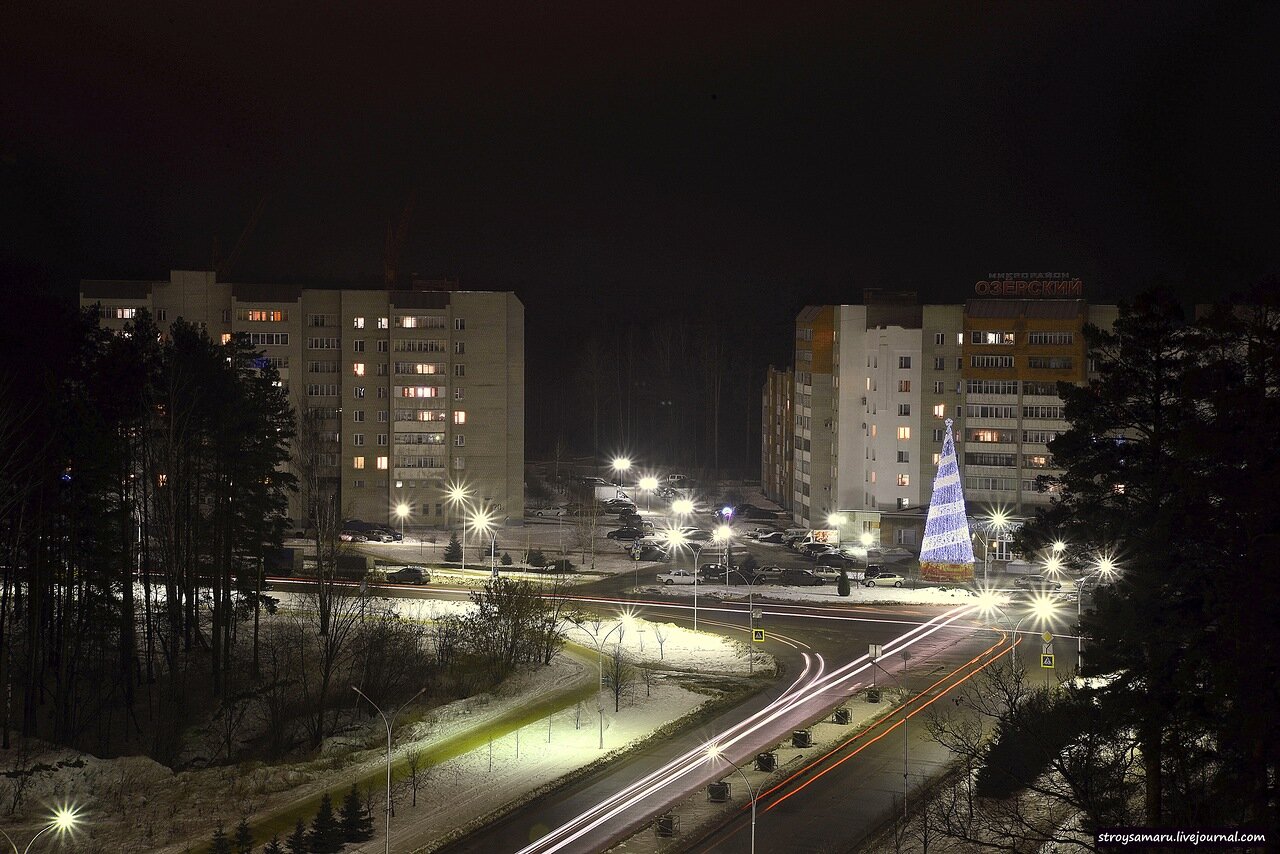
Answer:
top-left (933, 403), bottom-right (945, 418)
top-left (870, 424), bottom-right (877, 438)
top-left (353, 362), bottom-right (365, 377)
top-left (897, 473), bottom-right (910, 486)
top-left (898, 380), bottom-right (911, 392)
top-left (221, 333), bottom-right (232, 345)
top-left (353, 456), bottom-right (365, 470)
top-left (897, 427), bottom-right (911, 440)
top-left (933, 453), bottom-right (941, 465)
top-left (353, 316), bottom-right (365, 329)
top-left (870, 471), bottom-right (877, 483)
top-left (377, 317), bottom-right (388, 329)
top-left (453, 411), bottom-right (466, 424)
top-left (376, 456), bottom-right (388, 470)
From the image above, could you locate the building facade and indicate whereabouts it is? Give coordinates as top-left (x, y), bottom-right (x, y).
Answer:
top-left (80, 270), bottom-right (525, 528)
top-left (765, 292), bottom-right (1116, 533)
top-left (761, 365), bottom-right (794, 510)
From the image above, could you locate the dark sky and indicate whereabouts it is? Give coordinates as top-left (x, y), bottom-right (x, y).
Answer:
top-left (4, 1), bottom-right (1278, 351)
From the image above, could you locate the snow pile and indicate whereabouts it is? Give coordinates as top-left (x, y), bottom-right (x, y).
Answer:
top-left (638, 582), bottom-right (982, 606)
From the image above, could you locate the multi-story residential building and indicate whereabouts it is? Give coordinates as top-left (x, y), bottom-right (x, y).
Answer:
top-left (761, 366), bottom-right (794, 509)
top-left (80, 270), bottom-right (525, 528)
top-left (765, 292), bottom-right (1116, 531)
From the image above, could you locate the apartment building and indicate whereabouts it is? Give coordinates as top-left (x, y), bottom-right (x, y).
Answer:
top-left (761, 366), bottom-right (794, 509)
top-left (80, 270), bottom-right (525, 528)
top-left (768, 293), bottom-right (1115, 531)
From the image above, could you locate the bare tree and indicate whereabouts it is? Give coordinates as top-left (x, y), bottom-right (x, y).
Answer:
top-left (603, 645), bottom-right (634, 713)
top-left (652, 624), bottom-right (668, 661)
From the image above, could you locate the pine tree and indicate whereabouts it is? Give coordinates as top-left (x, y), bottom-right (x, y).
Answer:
top-left (263, 836), bottom-right (285, 854)
top-left (308, 793), bottom-right (344, 853)
top-left (285, 819), bottom-right (308, 854)
top-left (208, 824), bottom-right (232, 854)
top-left (837, 568), bottom-right (851, 597)
top-left (232, 816), bottom-right (254, 854)
top-left (339, 782), bottom-right (375, 842)
top-left (526, 547), bottom-right (546, 566)
top-left (500, 551), bottom-right (513, 566)
top-left (444, 531), bottom-right (462, 562)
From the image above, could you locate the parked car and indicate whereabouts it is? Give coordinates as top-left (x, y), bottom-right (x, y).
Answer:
top-left (542, 559), bottom-right (576, 573)
top-left (385, 566), bottom-right (429, 585)
top-left (864, 573), bottom-right (906, 588)
top-left (533, 505), bottom-right (569, 517)
top-left (752, 565), bottom-right (787, 583)
top-left (339, 530), bottom-right (368, 542)
top-left (782, 568), bottom-right (824, 586)
top-left (365, 530), bottom-right (397, 543)
top-left (630, 543), bottom-right (672, 561)
top-left (683, 529), bottom-right (715, 543)
top-left (811, 566), bottom-right (842, 582)
top-left (603, 497), bottom-right (636, 510)
top-left (800, 542), bottom-right (839, 558)
top-left (698, 563), bottom-right (731, 579)
top-left (657, 569), bottom-right (698, 585)
top-left (863, 564), bottom-right (884, 579)
top-left (1014, 575), bottom-right (1063, 591)
top-left (606, 527), bottom-right (646, 541)
top-left (816, 552), bottom-right (856, 569)
top-left (617, 510), bottom-right (645, 525)
top-left (755, 530), bottom-right (785, 544)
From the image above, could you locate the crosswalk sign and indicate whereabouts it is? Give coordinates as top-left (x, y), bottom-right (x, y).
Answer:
top-left (1041, 653), bottom-right (1055, 669)
top-left (753, 629), bottom-right (765, 642)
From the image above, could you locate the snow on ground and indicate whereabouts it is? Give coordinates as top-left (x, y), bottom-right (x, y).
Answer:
top-left (2, 595), bottom-right (765, 853)
top-left (635, 581), bottom-right (983, 606)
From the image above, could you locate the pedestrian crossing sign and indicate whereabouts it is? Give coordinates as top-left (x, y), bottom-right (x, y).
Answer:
top-left (753, 629), bottom-right (765, 642)
top-left (1041, 653), bottom-right (1055, 669)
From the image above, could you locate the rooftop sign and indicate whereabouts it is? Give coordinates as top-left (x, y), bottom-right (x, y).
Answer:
top-left (976, 273), bottom-right (1083, 297)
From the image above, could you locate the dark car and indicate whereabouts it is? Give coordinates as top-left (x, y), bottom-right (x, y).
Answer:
top-left (385, 566), bottom-right (428, 585)
top-left (606, 527), bottom-right (646, 541)
top-left (617, 510), bottom-right (645, 524)
top-left (754, 530), bottom-right (784, 544)
top-left (816, 552), bottom-right (856, 569)
top-left (781, 568), bottom-right (824, 586)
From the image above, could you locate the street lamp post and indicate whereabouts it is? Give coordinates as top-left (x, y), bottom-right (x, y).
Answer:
top-left (1076, 556), bottom-right (1117, 673)
top-left (611, 456), bottom-right (632, 489)
top-left (395, 502), bottom-right (409, 539)
top-left (470, 508), bottom-right (499, 579)
top-left (973, 510), bottom-right (1010, 587)
top-left (0, 806), bottom-right (81, 854)
top-left (577, 620), bottom-right (624, 749)
top-left (746, 574), bottom-right (769, 675)
top-left (707, 745), bottom-right (757, 854)
top-left (714, 524), bottom-right (734, 585)
top-left (639, 476), bottom-right (658, 512)
top-left (350, 685), bottom-right (427, 854)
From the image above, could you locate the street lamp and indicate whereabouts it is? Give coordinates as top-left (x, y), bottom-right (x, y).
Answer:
top-left (352, 685), bottom-right (427, 854)
top-left (664, 527), bottom-right (699, 630)
top-left (638, 476), bottom-right (658, 511)
top-left (973, 510), bottom-right (1011, 586)
top-left (446, 483), bottom-right (471, 569)
top-left (745, 573), bottom-right (771, 675)
top-left (611, 456), bottom-right (632, 488)
top-left (713, 524), bottom-right (734, 585)
top-left (1076, 554), bottom-right (1118, 672)
top-left (706, 744), bottom-right (757, 854)
top-left (470, 508), bottom-right (499, 579)
top-left (0, 805), bottom-right (81, 854)
top-left (977, 593), bottom-right (1062, 674)
top-left (394, 502), bottom-right (409, 538)
top-left (575, 619), bottom-right (624, 749)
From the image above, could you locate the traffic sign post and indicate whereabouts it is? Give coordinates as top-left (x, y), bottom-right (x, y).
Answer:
top-left (1041, 653), bottom-right (1055, 669)
top-left (753, 628), bottom-right (765, 642)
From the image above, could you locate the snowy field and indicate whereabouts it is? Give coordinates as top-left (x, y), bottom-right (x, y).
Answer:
top-left (3, 595), bottom-right (768, 853)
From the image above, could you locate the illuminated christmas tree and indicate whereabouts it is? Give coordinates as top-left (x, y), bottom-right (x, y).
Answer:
top-left (919, 418), bottom-right (975, 582)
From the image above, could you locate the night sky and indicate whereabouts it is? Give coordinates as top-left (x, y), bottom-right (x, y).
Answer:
top-left (4, 2), bottom-right (1279, 391)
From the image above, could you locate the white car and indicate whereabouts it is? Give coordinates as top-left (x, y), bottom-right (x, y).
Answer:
top-left (864, 573), bottom-right (906, 588)
top-left (533, 506), bottom-right (568, 517)
top-left (657, 569), bottom-right (698, 585)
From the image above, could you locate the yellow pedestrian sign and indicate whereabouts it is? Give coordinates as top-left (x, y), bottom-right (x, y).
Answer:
top-left (753, 629), bottom-right (765, 642)
top-left (1041, 653), bottom-right (1055, 669)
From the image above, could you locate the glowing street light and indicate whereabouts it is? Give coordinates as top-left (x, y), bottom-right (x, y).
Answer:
top-left (0, 804), bottom-right (82, 853)
top-left (1077, 553), bottom-right (1120, 671)
top-left (445, 482), bottom-right (471, 568)
top-left (470, 507), bottom-right (499, 579)
top-left (706, 744), bottom-right (757, 854)
top-left (394, 502), bottom-right (410, 537)
top-left (664, 527), bottom-right (700, 631)
top-left (671, 497), bottom-right (694, 517)
top-left (974, 509), bottom-right (1012, 586)
top-left (611, 456), bottom-right (632, 487)
top-left (638, 475), bottom-right (658, 511)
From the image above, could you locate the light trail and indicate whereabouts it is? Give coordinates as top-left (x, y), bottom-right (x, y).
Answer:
top-left (516, 604), bottom-right (978, 854)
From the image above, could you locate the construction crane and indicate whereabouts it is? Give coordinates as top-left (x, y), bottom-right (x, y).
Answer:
top-left (384, 190), bottom-right (417, 286)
